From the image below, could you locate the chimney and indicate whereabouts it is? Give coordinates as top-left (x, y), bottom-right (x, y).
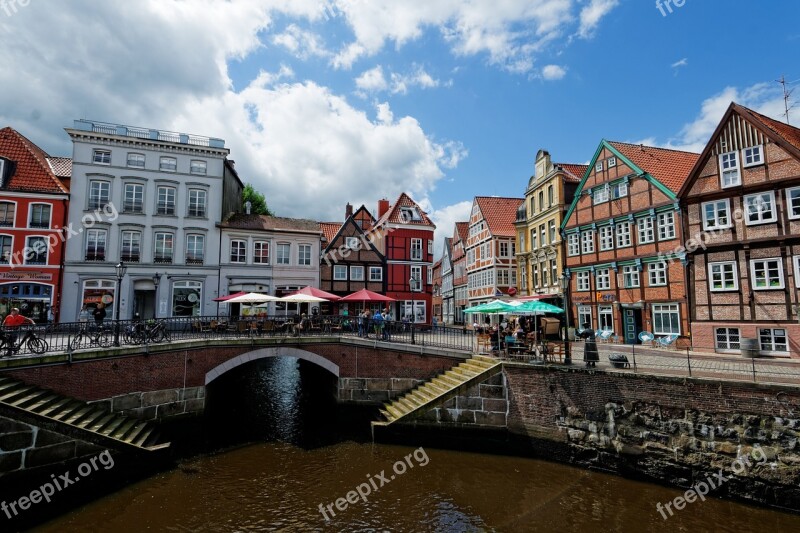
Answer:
top-left (345, 203), bottom-right (353, 220)
top-left (378, 198), bottom-right (390, 218)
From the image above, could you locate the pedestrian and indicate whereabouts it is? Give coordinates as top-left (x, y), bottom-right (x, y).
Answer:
top-left (363, 309), bottom-right (372, 338)
top-left (93, 303), bottom-right (107, 327)
top-left (578, 323), bottom-right (599, 368)
top-left (432, 315), bottom-right (438, 332)
top-left (373, 309), bottom-right (384, 338)
top-left (2, 308), bottom-right (35, 356)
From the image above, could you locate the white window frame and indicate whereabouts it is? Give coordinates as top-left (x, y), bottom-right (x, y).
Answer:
top-left (616, 221), bottom-right (632, 248)
top-left (648, 262), bottom-right (667, 287)
top-left (638, 217), bottom-right (654, 244)
top-left (787, 187), bottom-right (800, 220)
top-left (159, 156), bottom-right (177, 172)
top-left (123, 183), bottom-right (144, 214)
top-left (608, 157), bottom-right (617, 168)
top-left (622, 265), bottom-right (640, 288)
top-left (576, 271), bottom-right (590, 292)
top-left (595, 161), bottom-right (603, 173)
top-left (581, 230), bottom-right (595, 254)
top-left (369, 266), bottom-right (383, 282)
top-left (85, 228), bottom-right (107, 261)
top-left (658, 212), bottom-right (676, 240)
top-left (599, 226), bottom-right (614, 251)
top-left (598, 305), bottom-right (614, 331)
top-left (23, 235), bottom-right (48, 265)
top-left (611, 182), bottom-right (627, 199)
top-left (715, 327), bottom-right (741, 352)
top-left (567, 233), bottom-right (579, 256)
top-left (185, 234), bottom-right (205, 264)
top-left (743, 191), bottom-right (777, 225)
top-left (702, 199), bottom-right (731, 230)
top-left (411, 238), bottom-right (423, 261)
top-left (345, 236), bottom-right (359, 249)
top-left (500, 242), bottom-right (509, 257)
top-left (276, 243), bottom-right (291, 265)
top-left (188, 189), bottom-right (207, 218)
top-left (92, 149), bottom-right (111, 165)
top-left (596, 268), bottom-right (610, 290)
top-left (190, 160), bottom-right (207, 175)
top-left (549, 221), bottom-right (557, 243)
top-left (154, 232), bottom-right (174, 263)
top-left (759, 328), bottom-right (788, 354)
top-left (119, 230), bottom-right (141, 263)
top-left (719, 151), bottom-right (741, 188)
top-left (652, 303), bottom-right (681, 335)
top-left (156, 186), bottom-right (177, 216)
top-left (708, 261), bottom-right (738, 291)
top-left (350, 265), bottom-right (364, 281)
top-left (593, 184), bottom-right (609, 204)
top-left (254, 241), bottom-right (269, 264)
top-left (230, 239), bottom-right (247, 263)
top-left (750, 258), bottom-right (784, 290)
top-left (428, 239), bottom-right (433, 255)
top-left (410, 265), bottom-right (423, 291)
top-left (127, 153), bottom-right (145, 168)
top-left (743, 145), bottom-right (763, 168)
top-left (298, 244), bottom-right (312, 266)
top-left (88, 180), bottom-right (110, 210)
top-left (333, 265), bottom-right (347, 280)
top-left (28, 203), bottom-right (51, 229)
top-left (577, 306), bottom-right (592, 330)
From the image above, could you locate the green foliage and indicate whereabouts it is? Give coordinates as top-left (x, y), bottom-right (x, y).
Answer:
top-left (242, 183), bottom-right (273, 216)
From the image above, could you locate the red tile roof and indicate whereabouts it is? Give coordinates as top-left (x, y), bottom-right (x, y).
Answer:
top-left (455, 222), bottom-right (469, 242)
top-left (46, 157), bottom-right (72, 179)
top-left (608, 141), bottom-right (700, 194)
top-left (475, 197), bottom-right (524, 237)
top-left (374, 192), bottom-right (435, 227)
top-left (556, 163), bottom-right (588, 183)
top-left (319, 222), bottom-right (342, 244)
top-left (220, 214), bottom-right (321, 233)
top-left (0, 127), bottom-right (69, 194)
top-left (740, 106), bottom-right (800, 153)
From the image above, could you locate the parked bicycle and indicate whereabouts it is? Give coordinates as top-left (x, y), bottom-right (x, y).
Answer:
top-left (69, 323), bottom-right (113, 350)
top-left (124, 319), bottom-right (171, 345)
top-left (0, 327), bottom-right (48, 356)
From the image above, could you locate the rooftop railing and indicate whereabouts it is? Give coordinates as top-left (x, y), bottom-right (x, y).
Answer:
top-left (73, 120), bottom-right (225, 149)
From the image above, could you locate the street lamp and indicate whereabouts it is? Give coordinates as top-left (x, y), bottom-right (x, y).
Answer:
top-left (152, 272), bottom-right (161, 318)
top-left (559, 272), bottom-right (572, 365)
top-left (409, 276), bottom-right (417, 344)
top-left (114, 261), bottom-right (127, 346)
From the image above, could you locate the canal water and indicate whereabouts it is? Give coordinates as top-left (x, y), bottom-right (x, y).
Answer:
top-left (36, 357), bottom-right (800, 532)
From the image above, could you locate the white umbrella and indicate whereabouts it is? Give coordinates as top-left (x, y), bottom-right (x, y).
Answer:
top-left (226, 292), bottom-right (281, 303)
top-left (279, 294), bottom-right (329, 303)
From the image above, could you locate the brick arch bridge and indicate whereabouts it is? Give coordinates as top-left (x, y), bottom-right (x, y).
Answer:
top-left (204, 346), bottom-right (341, 384)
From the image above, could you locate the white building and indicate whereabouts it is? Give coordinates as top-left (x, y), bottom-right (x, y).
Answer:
top-left (61, 120), bottom-right (242, 321)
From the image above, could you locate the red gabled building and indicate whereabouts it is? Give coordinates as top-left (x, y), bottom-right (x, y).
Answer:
top-left (0, 128), bottom-right (70, 322)
top-left (372, 194), bottom-right (436, 324)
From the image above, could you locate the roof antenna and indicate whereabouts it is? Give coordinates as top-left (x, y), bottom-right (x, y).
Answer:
top-left (777, 74), bottom-right (797, 125)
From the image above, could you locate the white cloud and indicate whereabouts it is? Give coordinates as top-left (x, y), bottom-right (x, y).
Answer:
top-left (355, 66), bottom-right (389, 92)
top-left (671, 58), bottom-right (688, 69)
top-left (577, 0), bottom-right (619, 39)
top-left (541, 64), bottom-right (567, 80)
top-left (356, 64), bottom-right (445, 96)
top-left (271, 24), bottom-right (331, 60)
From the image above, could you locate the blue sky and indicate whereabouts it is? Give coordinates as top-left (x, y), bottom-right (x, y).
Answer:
top-left (0, 0), bottom-right (797, 252)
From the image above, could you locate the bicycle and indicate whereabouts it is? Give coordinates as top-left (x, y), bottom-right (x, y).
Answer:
top-left (125, 319), bottom-right (170, 344)
top-left (0, 327), bottom-right (48, 356)
top-left (69, 323), bottom-right (113, 350)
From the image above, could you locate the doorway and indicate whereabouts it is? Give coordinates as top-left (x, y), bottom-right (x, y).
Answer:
top-left (134, 290), bottom-right (156, 319)
top-left (622, 308), bottom-right (643, 344)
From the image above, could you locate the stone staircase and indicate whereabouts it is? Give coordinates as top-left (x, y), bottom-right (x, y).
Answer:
top-left (0, 376), bottom-right (169, 453)
top-left (373, 355), bottom-right (502, 428)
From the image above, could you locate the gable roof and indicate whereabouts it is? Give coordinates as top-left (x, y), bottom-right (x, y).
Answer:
top-left (556, 163), bottom-right (589, 183)
top-left (220, 214), bottom-right (321, 233)
top-left (319, 222), bottom-right (342, 244)
top-left (373, 192), bottom-right (435, 228)
top-left (679, 102), bottom-right (800, 197)
top-left (0, 127), bottom-right (69, 194)
top-left (607, 141), bottom-right (700, 194)
top-left (474, 197), bottom-right (524, 237)
top-left (455, 222), bottom-right (469, 243)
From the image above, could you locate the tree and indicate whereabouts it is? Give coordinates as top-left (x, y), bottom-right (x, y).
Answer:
top-left (242, 183), bottom-right (273, 216)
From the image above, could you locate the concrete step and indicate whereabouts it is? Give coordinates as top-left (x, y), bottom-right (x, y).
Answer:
top-left (76, 409), bottom-right (111, 429)
top-left (36, 397), bottom-right (73, 417)
top-left (51, 401), bottom-right (87, 422)
top-left (128, 424), bottom-right (154, 446)
top-left (64, 406), bottom-right (97, 425)
top-left (122, 421), bottom-right (150, 443)
top-left (87, 414), bottom-right (117, 433)
top-left (0, 385), bottom-right (36, 403)
top-left (9, 390), bottom-right (52, 409)
top-left (100, 417), bottom-right (129, 437)
top-left (27, 393), bottom-right (62, 413)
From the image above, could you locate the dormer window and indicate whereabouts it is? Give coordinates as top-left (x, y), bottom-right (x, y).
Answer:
top-left (401, 206), bottom-right (421, 222)
top-left (0, 158), bottom-right (7, 187)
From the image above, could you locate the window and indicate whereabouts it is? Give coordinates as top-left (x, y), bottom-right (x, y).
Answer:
top-left (0, 235), bottom-right (10, 263)
top-left (795, 255), bottom-right (800, 288)
top-left (298, 244), bottom-right (312, 266)
top-left (160, 157), bottom-right (177, 172)
top-left (530, 229), bottom-right (538, 251)
top-left (540, 224), bottom-right (547, 246)
top-left (759, 328), bottom-right (788, 353)
top-left (24, 236), bottom-right (47, 265)
top-left (567, 233), bottom-right (579, 256)
top-left (702, 200), bottom-right (731, 230)
top-left (611, 182), bottom-right (627, 199)
top-left (652, 303), bottom-right (680, 335)
top-left (428, 267), bottom-right (433, 285)
top-left (787, 188), bottom-right (800, 220)
top-left (638, 217), bottom-right (654, 244)
top-left (715, 328), bottom-right (741, 351)
top-left (549, 221), bottom-right (557, 243)
top-left (599, 305), bottom-right (613, 331)
top-left (519, 231), bottom-right (526, 253)
top-left (89, 181), bottom-right (110, 209)
top-left (93, 149), bottom-right (111, 165)
top-left (743, 192), bottom-right (776, 225)
top-left (616, 222), bottom-right (631, 248)
top-left (277, 243), bottom-right (291, 265)
top-left (190, 160), bottom-right (207, 175)
top-left (157, 186), bottom-right (176, 215)
top-left (0, 202), bottom-right (14, 226)
top-left (547, 185), bottom-right (554, 207)
top-left (751, 258), bottom-right (784, 290)
top-left (743, 145), bottom-right (763, 167)
top-left (596, 268), bottom-right (610, 290)
top-left (658, 212), bottom-right (676, 240)
top-left (120, 231), bottom-right (141, 262)
top-left (719, 151), bottom-right (740, 187)
top-left (127, 153), bottom-right (145, 168)
top-left (530, 198), bottom-right (535, 216)
top-left (532, 264), bottom-right (539, 288)
top-left (186, 235), bottom-right (205, 265)
top-left (230, 240), bottom-right (247, 263)
top-left (649, 262), bottom-right (667, 286)
top-left (85, 229), bottom-right (106, 261)
top-left (623, 265), bottom-right (639, 288)
top-left (428, 240), bottom-right (434, 255)
top-left (345, 237), bottom-right (359, 249)
top-left (154, 233), bottom-right (174, 263)
top-left (333, 265), bottom-right (347, 280)
top-left (608, 157), bottom-right (617, 168)
top-left (577, 271), bottom-right (590, 291)
top-left (595, 161), bottom-right (603, 172)
top-left (350, 266), bottom-right (364, 281)
top-left (593, 184), bottom-right (609, 204)
top-left (500, 242), bottom-right (509, 257)
top-left (708, 261), bottom-right (737, 291)
top-left (411, 239), bottom-right (423, 260)
top-left (172, 280), bottom-right (202, 317)
top-left (188, 189), bottom-right (207, 217)
top-left (411, 266), bottom-right (423, 291)
top-left (400, 207), bottom-right (421, 222)
top-left (581, 230), bottom-right (594, 254)
top-left (578, 306), bottom-right (592, 330)
top-left (123, 183), bottom-right (144, 213)
top-left (597, 226), bottom-right (613, 252)
top-left (538, 191), bottom-right (545, 210)
top-left (369, 266), bottom-right (383, 281)
top-left (254, 241), bottom-right (269, 264)
top-left (497, 269), bottom-right (509, 286)
top-left (29, 204), bottom-right (51, 228)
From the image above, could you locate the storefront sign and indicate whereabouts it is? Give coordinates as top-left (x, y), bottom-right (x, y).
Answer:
top-left (0, 272), bottom-right (53, 281)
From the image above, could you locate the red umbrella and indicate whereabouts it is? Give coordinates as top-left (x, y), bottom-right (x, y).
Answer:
top-left (213, 291), bottom-right (248, 302)
top-left (288, 286), bottom-right (342, 301)
top-left (339, 289), bottom-right (396, 302)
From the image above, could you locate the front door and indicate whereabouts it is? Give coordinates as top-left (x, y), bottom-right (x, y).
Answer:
top-left (134, 290), bottom-right (156, 319)
top-left (623, 309), bottom-right (642, 344)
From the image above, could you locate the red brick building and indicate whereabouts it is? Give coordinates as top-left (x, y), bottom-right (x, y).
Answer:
top-left (680, 103), bottom-right (800, 357)
top-left (0, 128), bottom-right (70, 322)
top-left (562, 141), bottom-right (699, 344)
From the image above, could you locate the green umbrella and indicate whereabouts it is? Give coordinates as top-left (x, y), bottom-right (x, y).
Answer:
top-left (464, 301), bottom-right (520, 314)
top-left (516, 300), bottom-right (564, 314)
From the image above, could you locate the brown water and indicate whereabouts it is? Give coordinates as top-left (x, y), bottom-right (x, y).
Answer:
top-left (35, 358), bottom-right (800, 532)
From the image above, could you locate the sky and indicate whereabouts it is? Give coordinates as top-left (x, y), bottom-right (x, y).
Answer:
top-left (0, 0), bottom-right (798, 255)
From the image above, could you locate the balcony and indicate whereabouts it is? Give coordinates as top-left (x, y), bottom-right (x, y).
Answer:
top-left (85, 252), bottom-right (106, 262)
top-left (186, 257), bottom-right (204, 265)
top-left (73, 120), bottom-right (225, 149)
top-left (120, 254), bottom-right (140, 263)
top-left (154, 256), bottom-right (173, 264)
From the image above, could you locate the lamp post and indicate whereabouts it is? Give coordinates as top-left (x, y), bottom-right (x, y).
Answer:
top-left (409, 276), bottom-right (416, 345)
top-left (114, 261), bottom-right (127, 346)
top-left (559, 272), bottom-right (572, 365)
top-left (152, 272), bottom-right (161, 318)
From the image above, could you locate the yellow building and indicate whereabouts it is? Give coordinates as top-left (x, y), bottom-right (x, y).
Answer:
top-left (514, 150), bottom-right (586, 297)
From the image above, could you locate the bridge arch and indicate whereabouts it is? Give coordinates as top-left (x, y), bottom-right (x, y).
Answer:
top-left (204, 347), bottom-right (340, 385)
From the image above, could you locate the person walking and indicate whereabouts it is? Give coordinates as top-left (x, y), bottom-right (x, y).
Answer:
top-left (92, 303), bottom-right (107, 327)
top-left (578, 323), bottom-right (599, 368)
